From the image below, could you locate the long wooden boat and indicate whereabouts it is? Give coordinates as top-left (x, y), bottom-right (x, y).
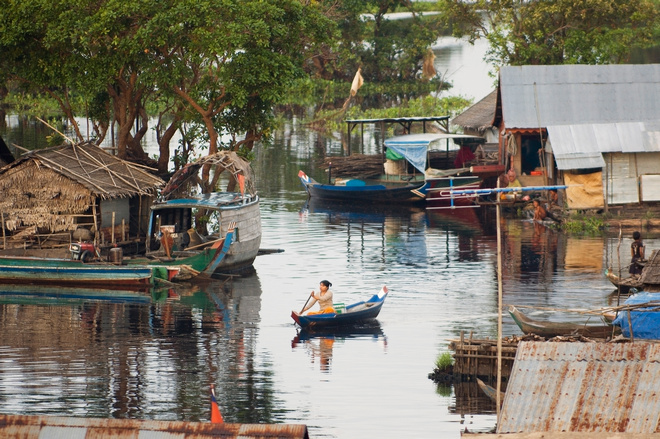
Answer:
top-left (291, 286), bottom-right (388, 329)
top-left (508, 305), bottom-right (620, 338)
top-left (0, 255), bottom-right (177, 289)
top-left (298, 170), bottom-right (424, 204)
top-left (605, 268), bottom-right (644, 294)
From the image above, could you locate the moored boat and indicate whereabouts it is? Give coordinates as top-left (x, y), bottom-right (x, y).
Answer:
top-left (605, 268), bottom-right (644, 293)
top-left (291, 286), bottom-right (388, 329)
top-left (0, 255), bottom-right (177, 289)
top-left (508, 305), bottom-right (619, 338)
top-left (143, 151), bottom-right (262, 277)
top-left (298, 170), bottom-right (425, 204)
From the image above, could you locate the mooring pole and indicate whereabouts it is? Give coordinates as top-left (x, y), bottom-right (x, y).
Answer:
top-left (496, 179), bottom-right (503, 419)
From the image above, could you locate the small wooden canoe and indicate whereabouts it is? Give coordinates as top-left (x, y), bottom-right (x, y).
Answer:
top-left (291, 286), bottom-right (388, 329)
top-left (605, 268), bottom-right (644, 294)
top-left (508, 305), bottom-right (620, 339)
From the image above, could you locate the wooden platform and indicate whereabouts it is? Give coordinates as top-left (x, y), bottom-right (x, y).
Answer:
top-left (448, 331), bottom-right (518, 380)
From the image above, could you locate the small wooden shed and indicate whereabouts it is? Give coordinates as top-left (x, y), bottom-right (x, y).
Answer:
top-left (0, 142), bottom-right (164, 252)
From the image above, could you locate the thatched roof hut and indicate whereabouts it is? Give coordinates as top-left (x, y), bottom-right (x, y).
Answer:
top-left (451, 90), bottom-right (497, 136)
top-left (0, 142), bottom-right (164, 249)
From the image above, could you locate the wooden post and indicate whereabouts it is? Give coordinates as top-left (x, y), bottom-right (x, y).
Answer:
top-left (1, 212), bottom-right (5, 250)
top-left (122, 218), bottom-right (125, 242)
top-left (92, 200), bottom-right (99, 247)
top-left (112, 212), bottom-right (115, 244)
top-left (496, 178), bottom-right (503, 418)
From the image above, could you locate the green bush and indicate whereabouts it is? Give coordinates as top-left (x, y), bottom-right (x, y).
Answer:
top-left (435, 351), bottom-right (454, 370)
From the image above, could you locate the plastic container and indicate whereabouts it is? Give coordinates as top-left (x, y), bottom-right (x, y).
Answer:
top-left (334, 303), bottom-right (346, 314)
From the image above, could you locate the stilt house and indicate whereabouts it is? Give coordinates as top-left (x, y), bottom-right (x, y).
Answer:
top-left (495, 64), bottom-right (660, 209)
top-left (0, 142), bottom-right (164, 254)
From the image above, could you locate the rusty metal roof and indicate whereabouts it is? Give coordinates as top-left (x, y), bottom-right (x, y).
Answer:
top-left (0, 414), bottom-right (309, 439)
top-left (498, 341), bottom-right (660, 434)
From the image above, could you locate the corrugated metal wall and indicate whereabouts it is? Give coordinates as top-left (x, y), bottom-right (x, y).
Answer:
top-left (605, 152), bottom-right (660, 205)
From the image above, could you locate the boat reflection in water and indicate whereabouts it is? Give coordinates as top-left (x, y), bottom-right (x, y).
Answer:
top-left (0, 283), bottom-right (154, 305)
top-left (291, 321), bottom-right (387, 373)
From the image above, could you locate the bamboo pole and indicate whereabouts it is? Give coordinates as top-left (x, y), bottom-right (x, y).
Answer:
top-left (112, 212), bottom-right (116, 244)
top-left (1, 212), bottom-right (5, 250)
top-left (496, 181), bottom-right (503, 418)
top-left (122, 218), bottom-right (125, 242)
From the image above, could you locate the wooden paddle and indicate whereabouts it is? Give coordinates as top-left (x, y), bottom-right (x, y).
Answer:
top-left (299, 291), bottom-right (315, 314)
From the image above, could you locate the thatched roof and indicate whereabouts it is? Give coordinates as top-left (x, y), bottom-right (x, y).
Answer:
top-left (451, 90), bottom-right (497, 133)
top-left (0, 142), bottom-right (164, 199)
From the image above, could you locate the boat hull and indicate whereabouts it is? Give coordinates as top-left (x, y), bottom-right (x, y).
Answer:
top-left (299, 171), bottom-right (424, 204)
top-left (292, 288), bottom-right (388, 329)
top-left (0, 256), bottom-right (163, 289)
top-left (509, 305), bottom-right (619, 338)
top-left (605, 269), bottom-right (643, 293)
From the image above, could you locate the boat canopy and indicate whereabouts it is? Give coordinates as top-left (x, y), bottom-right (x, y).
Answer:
top-left (384, 133), bottom-right (484, 173)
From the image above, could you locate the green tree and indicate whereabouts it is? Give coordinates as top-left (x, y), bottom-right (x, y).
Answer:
top-left (440, 0), bottom-right (659, 66)
top-left (0, 0), bottom-right (334, 180)
top-left (309, 0), bottom-right (441, 82)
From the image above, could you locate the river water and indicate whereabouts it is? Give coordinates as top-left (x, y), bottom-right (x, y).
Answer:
top-left (1, 115), bottom-right (657, 438)
top-left (1, 40), bottom-right (659, 438)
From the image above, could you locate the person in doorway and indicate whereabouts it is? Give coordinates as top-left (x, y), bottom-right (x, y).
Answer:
top-left (532, 199), bottom-right (547, 221)
top-left (507, 169), bottom-right (522, 187)
top-left (301, 280), bottom-right (335, 315)
top-left (630, 231), bottom-right (645, 275)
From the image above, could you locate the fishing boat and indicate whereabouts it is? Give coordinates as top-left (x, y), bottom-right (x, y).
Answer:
top-left (605, 268), bottom-right (644, 294)
top-left (508, 305), bottom-right (620, 338)
top-left (0, 255), bottom-right (178, 289)
top-left (297, 170), bottom-right (425, 204)
top-left (291, 286), bottom-right (388, 329)
top-left (383, 133), bottom-right (503, 210)
top-left (142, 151), bottom-right (262, 277)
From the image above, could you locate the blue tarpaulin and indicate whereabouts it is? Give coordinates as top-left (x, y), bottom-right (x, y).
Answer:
top-left (384, 133), bottom-right (479, 174)
top-left (612, 292), bottom-right (660, 339)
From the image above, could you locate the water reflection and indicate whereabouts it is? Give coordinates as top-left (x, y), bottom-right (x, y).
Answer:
top-left (0, 276), bottom-right (284, 424)
top-left (291, 321), bottom-right (387, 373)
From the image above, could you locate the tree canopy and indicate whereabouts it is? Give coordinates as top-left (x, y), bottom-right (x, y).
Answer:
top-left (0, 0), bottom-right (334, 179)
top-left (440, 0), bottom-right (660, 66)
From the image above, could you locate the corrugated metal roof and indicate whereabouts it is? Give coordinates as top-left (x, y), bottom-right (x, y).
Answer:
top-left (0, 415), bottom-right (309, 439)
top-left (546, 122), bottom-right (660, 170)
top-left (498, 341), bottom-right (660, 434)
top-left (500, 64), bottom-right (660, 129)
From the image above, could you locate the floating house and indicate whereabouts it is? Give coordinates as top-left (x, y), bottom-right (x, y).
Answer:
top-left (0, 142), bottom-right (164, 254)
top-left (494, 64), bottom-right (660, 209)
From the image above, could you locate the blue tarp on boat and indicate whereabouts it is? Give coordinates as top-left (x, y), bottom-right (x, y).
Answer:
top-left (612, 292), bottom-right (660, 339)
top-left (384, 133), bottom-right (480, 174)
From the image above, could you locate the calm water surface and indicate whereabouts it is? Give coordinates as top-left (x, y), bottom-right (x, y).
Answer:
top-left (1, 121), bottom-right (656, 438)
top-left (2, 46), bottom-right (658, 438)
